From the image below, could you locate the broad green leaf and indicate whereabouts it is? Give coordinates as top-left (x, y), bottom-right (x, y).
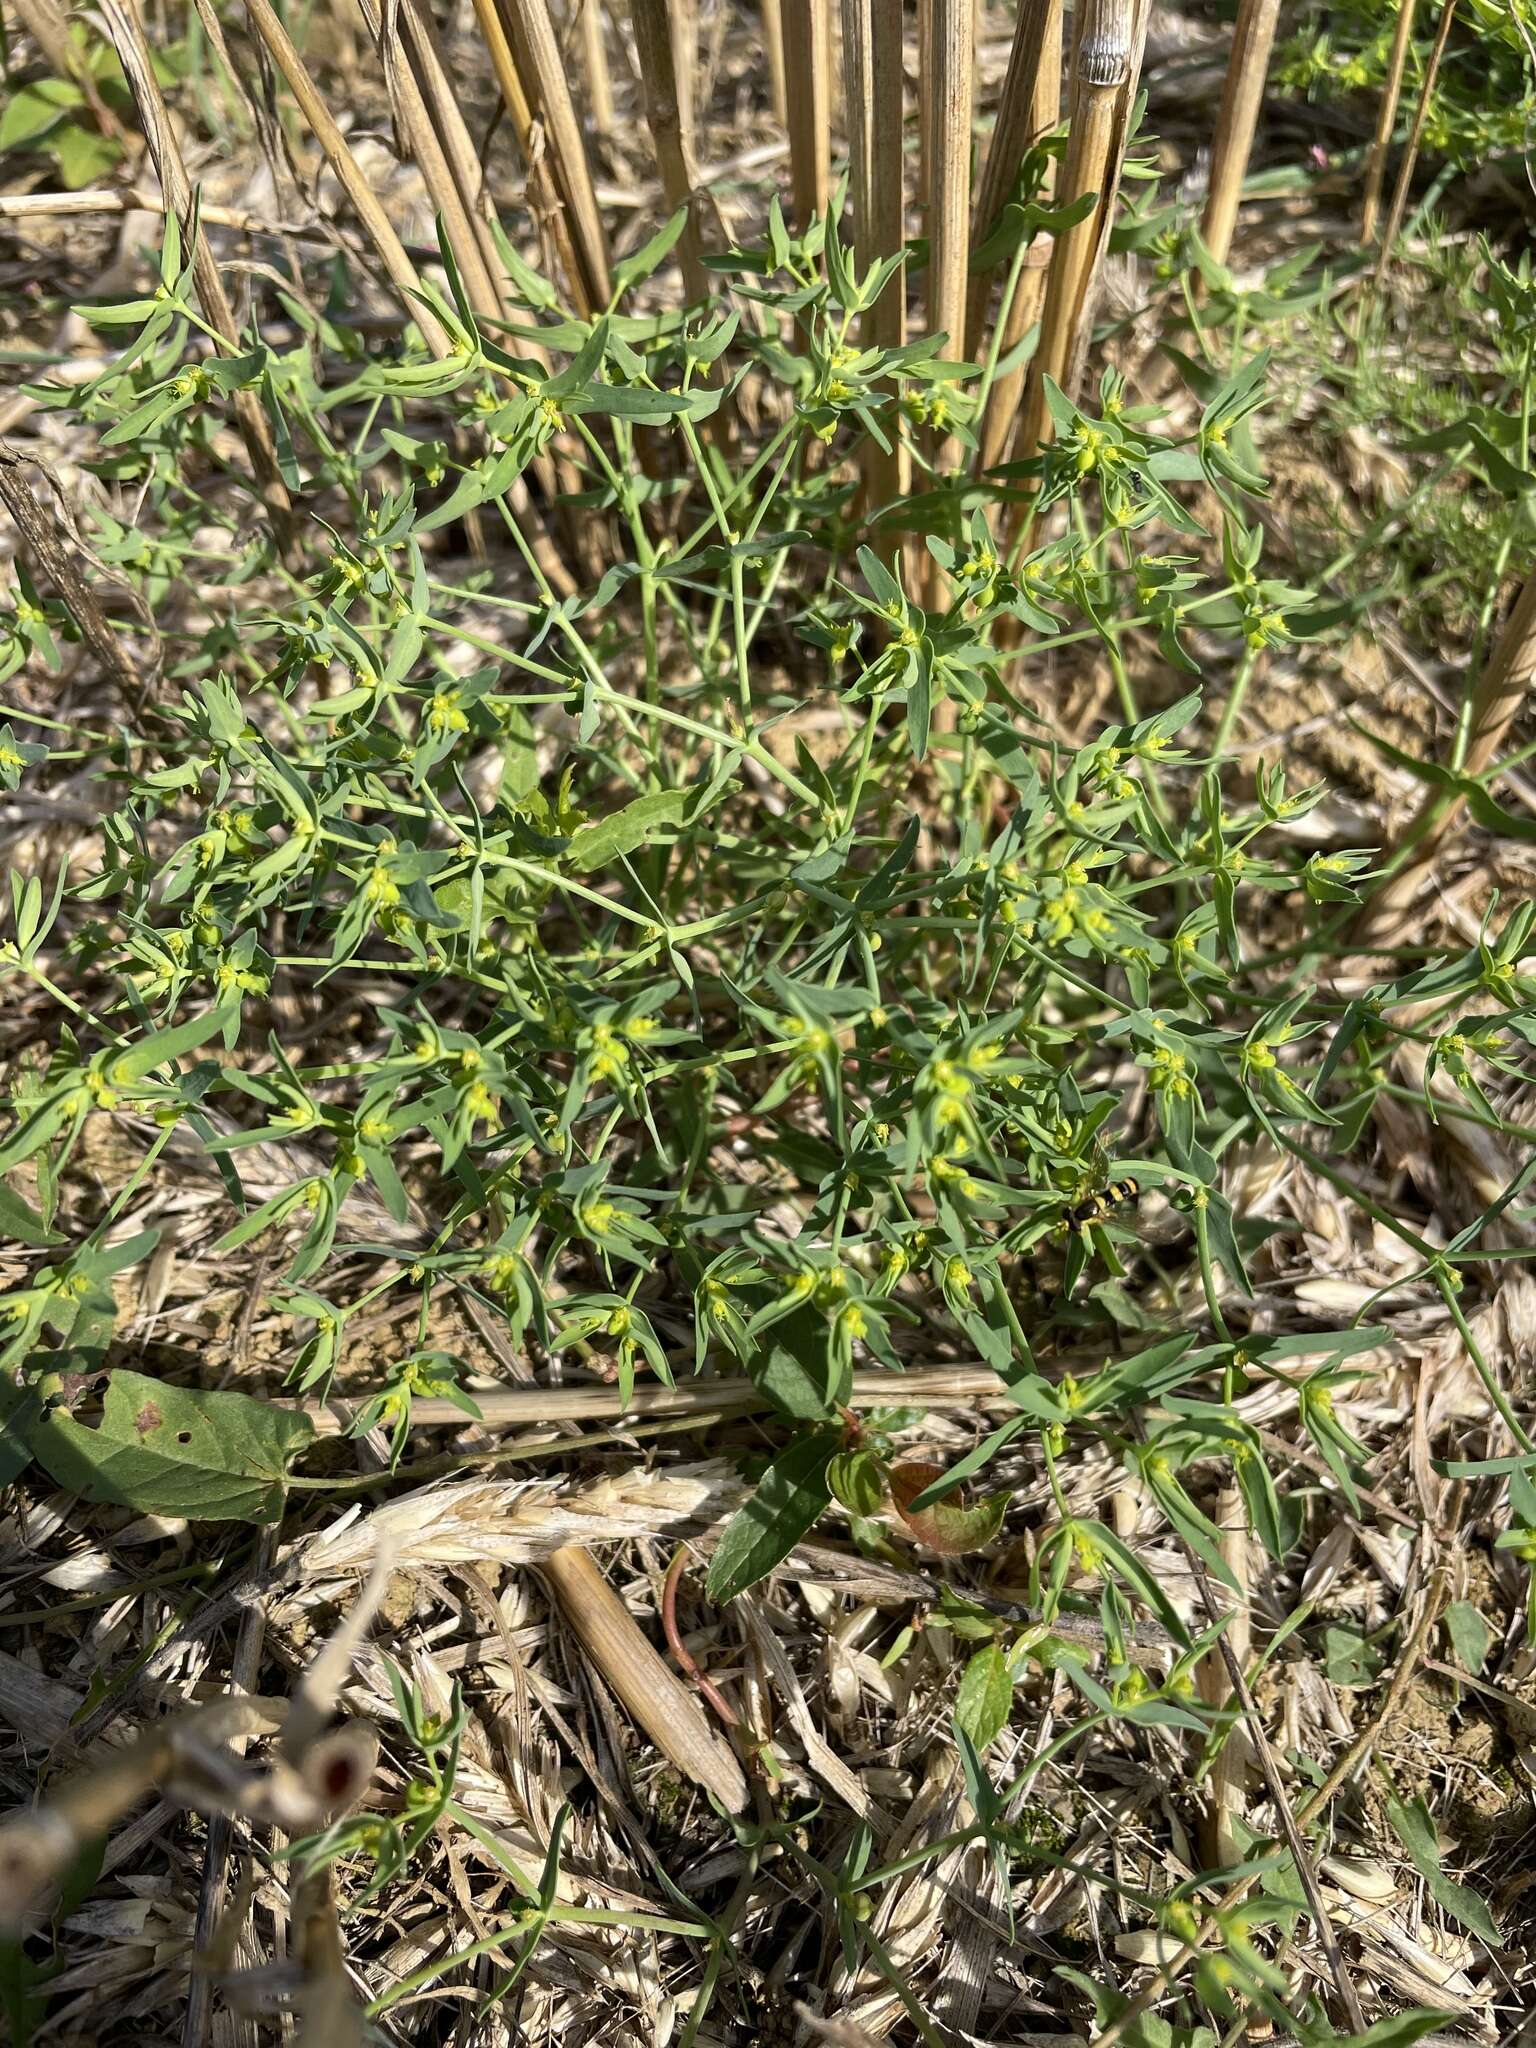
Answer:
top-left (706, 1427), bottom-right (836, 1602)
top-left (756, 1307), bottom-right (842, 1418)
top-left (955, 1643), bottom-right (1013, 1749)
top-left (828, 1448), bottom-right (886, 1517)
top-left (0, 1378), bottom-right (44, 1488)
top-left (0, 1179), bottom-right (62, 1247)
top-left (612, 206), bottom-right (690, 295)
top-left (30, 1369), bottom-right (314, 1523)
top-left (1322, 1624), bottom-right (1383, 1688)
top-left (109, 1009), bottom-right (228, 1086)
top-left (1321, 2017), bottom-right (1455, 2048)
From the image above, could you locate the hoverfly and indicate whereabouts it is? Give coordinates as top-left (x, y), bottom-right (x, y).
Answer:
top-left (1059, 1173), bottom-right (1140, 1233)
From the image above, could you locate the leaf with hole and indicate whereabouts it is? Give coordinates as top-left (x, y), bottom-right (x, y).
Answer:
top-left (29, 1369), bottom-right (314, 1523)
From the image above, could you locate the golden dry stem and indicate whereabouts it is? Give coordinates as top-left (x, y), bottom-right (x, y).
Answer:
top-left (98, 0), bottom-right (296, 560)
top-left (783, 0), bottom-right (833, 227)
top-left (304, 1363), bottom-right (1004, 1432)
top-left (762, 0), bottom-right (790, 126)
top-left (1014, 0), bottom-right (1141, 473)
top-left (468, 0), bottom-right (592, 307)
top-left (499, 0), bottom-right (615, 308)
top-left (629, 0), bottom-right (712, 300)
top-left (1200, 0), bottom-right (1283, 266)
top-left (578, 0), bottom-right (617, 130)
top-left (840, 0), bottom-right (908, 511)
top-left (360, 0), bottom-right (509, 324)
top-left (924, 0), bottom-right (973, 474)
top-left (1360, 0), bottom-right (1420, 243)
top-left (976, 0), bottom-right (1062, 472)
top-left (1375, 0), bottom-right (1460, 278)
top-left (963, 0), bottom-right (1056, 359)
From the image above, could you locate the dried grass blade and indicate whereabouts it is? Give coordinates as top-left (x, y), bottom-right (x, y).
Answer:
top-left (399, 0), bottom-right (513, 301)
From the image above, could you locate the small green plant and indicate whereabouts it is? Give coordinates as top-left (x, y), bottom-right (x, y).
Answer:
top-left (1279, 0), bottom-right (1536, 174)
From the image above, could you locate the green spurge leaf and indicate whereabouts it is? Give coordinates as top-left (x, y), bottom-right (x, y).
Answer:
top-left (566, 788), bottom-right (693, 869)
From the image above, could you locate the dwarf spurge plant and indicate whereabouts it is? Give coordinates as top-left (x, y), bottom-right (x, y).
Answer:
top-left (2, 170), bottom-right (1535, 2034)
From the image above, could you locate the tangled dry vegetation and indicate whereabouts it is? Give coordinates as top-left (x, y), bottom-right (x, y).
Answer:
top-left (3, 0), bottom-right (1536, 2042)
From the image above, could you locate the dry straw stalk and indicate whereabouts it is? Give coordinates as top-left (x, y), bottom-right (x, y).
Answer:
top-left (467, 0), bottom-right (591, 308)
top-left (1375, 0), bottom-right (1459, 278)
top-left (98, 0), bottom-right (295, 559)
top-left (399, 0), bottom-right (514, 301)
top-left (839, 0), bottom-right (906, 508)
top-left (976, 0), bottom-right (1062, 471)
top-left (1014, 0), bottom-right (1142, 471)
top-left (963, 0), bottom-right (1056, 357)
top-left (577, 0), bottom-right (617, 131)
top-left (629, 0), bottom-right (711, 300)
top-left (540, 1545), bottom-right (751, 1811)
top-left (1200, 0), bottom-right (1283, 265)
top-left (498, 0), bottom-right (614, 308)
top-left (305, 1363), bottom-right (1004, 1434)
top-left (241, 0), bottom-right (576, 595)
top-left (763, 0), bottom-right (790, 123)
top-left (1360, 0), bottom-right (1420, 243)
top-left (359, 0), bottom-right (507, 325)
top-left (782, 0), bottom-right (833, 227)
top-left (925, 0), bottom-right (973, 471)
top-left (240, 0), bottom-right (447, 352)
